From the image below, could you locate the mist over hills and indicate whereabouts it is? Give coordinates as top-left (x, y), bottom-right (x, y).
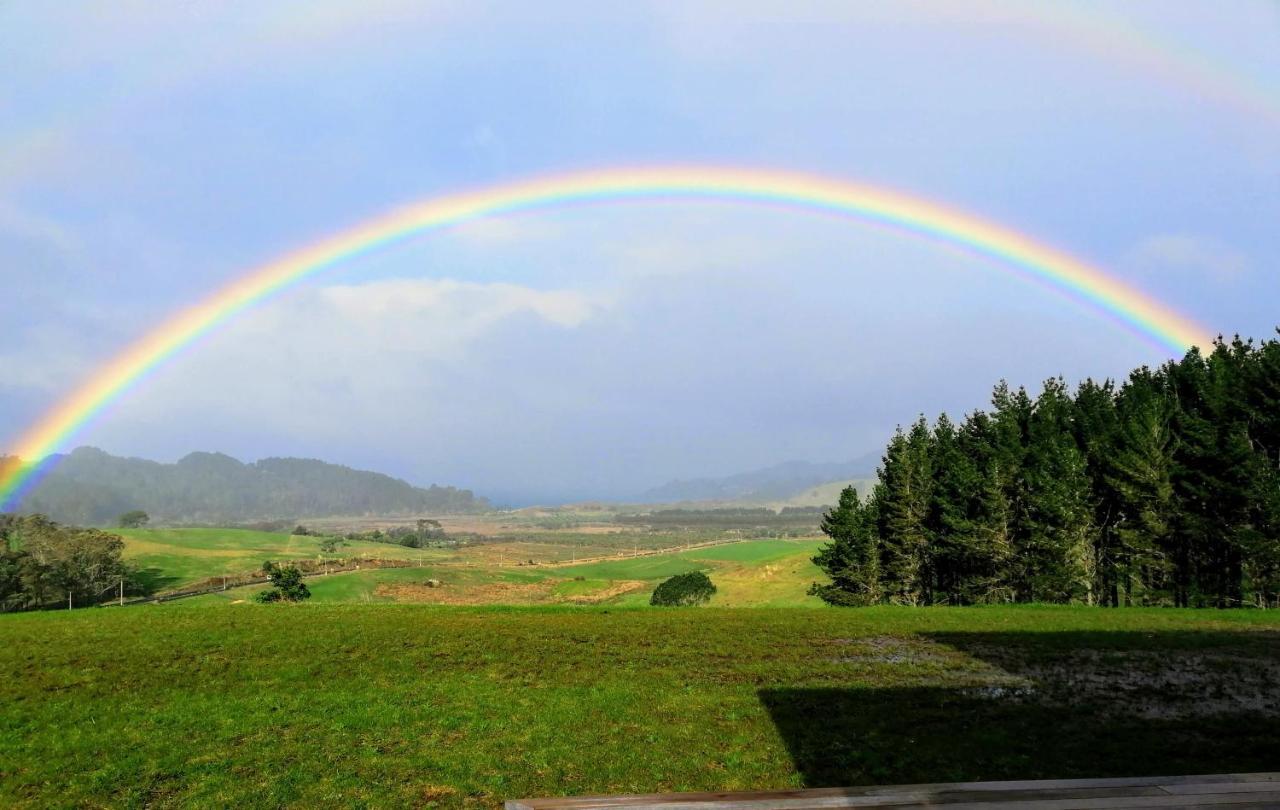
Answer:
top-left (640, 454), bottom-right (880, 505)
top-left (7, 447), bottom-right (489, 526)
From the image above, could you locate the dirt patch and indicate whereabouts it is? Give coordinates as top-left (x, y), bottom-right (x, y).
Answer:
top-left (828, 636), bottom-right (955, 665)
top-left (1016, 648), bottom-right (1280, 719)
top-left (955, 641), bottom-right (1280, 720)
top-left (375, 579), bottom-right (560, 605)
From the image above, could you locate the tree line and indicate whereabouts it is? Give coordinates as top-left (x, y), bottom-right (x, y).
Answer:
top-left (0, 514), bottom-right (136, 611)
top-left (812, 335), bottom-right (1280, 608)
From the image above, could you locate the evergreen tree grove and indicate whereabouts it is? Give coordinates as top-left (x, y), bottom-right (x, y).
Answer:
top-left (811, 332), bottom-right (1280, 608)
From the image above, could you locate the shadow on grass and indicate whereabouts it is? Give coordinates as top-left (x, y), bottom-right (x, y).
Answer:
top-left (129, 567), bottom-right (180, 595)
top-left (760, 629), bottom-right (1280, 788)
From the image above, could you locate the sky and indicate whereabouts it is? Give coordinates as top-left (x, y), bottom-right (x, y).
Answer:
top-left (2, 1), bottom-right (1278, 504)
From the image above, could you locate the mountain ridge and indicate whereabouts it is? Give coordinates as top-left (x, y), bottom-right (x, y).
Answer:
top-left (640, 454), bottom-right (880, 505)
top-left (6, 446), bottom-right (489, 525)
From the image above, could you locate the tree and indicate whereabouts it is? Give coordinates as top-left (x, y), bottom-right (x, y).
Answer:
top-left (1107, 369), bottom-right (1176, 604)
top-left (0, 514), bottom-right (129, 609)
top-left (875, 419), bottom-right (933, 604)
top-left (955, 411), bottom-right (1016, 603)
top-left (1072, 378), bottom-right (1120, 604)
top-left (650, 571), bottom-right (716, 606)
top-left (118, 510), bottom-right (149, 529)
top-left (925, 414), bottom-right (970, 603)
top-left (255, 561), bottom-right (311, 603)
top-left (810, 486), bottom-right (879, 605)
top-left (1020, 378), bottom-right (1095, 603)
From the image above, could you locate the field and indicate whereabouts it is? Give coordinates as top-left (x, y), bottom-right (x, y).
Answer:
top-left (3, 605), bottom-right (1278, 807)
top-left (115, 527), bottom-right (452, 590)
top-left (184, 538), bottom-right (827, 608)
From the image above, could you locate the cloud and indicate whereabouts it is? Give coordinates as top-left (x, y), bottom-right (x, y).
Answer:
top-left (110, 277), bottom-right (609, 438)
top-left (1128, 234), bottom-right (1250, 281)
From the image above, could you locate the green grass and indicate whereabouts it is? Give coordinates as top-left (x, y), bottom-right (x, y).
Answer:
top-left (3, 605), bottom-right (1278, 807)
top-left (117, 527), bottom-right (451, 589)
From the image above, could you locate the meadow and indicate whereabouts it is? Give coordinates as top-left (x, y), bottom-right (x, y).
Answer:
top-left (115, 527), bottom-right (452, 590)
top-left (2, 605), bottom-right (1278, 807)
top-left (184, 537), bottom-right (827, 608)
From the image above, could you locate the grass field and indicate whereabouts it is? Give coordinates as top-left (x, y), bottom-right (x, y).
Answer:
top-left (116, 527), bottom-right (453, 590)
top-left (3, 605), bottom-right (1278, 807)
top-left (180, 538), bottom-right (826, 608)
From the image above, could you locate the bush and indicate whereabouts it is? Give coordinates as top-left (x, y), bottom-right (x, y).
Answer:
top-left (650, 571), bottom-right (716, 606)
top-left (256, 561), bottom-right (311, 603)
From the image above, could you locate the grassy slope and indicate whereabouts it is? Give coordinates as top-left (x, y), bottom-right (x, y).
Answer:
top-left (117, 527), bottom-right (450, 588)
top-left (2, 605), bottom-right (1278, 807)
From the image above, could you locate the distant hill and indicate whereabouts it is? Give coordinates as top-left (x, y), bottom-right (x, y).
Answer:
top-left (7, 447), bottom-right (489, 526)
top-left (640, 455), bottom-right (879, 505)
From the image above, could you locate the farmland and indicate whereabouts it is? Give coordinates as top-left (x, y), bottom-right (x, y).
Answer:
top-left (101, 511), bottom-right (829, 606)
top-left (183, 537), bottom-right (827, 607)
top-left (115, 527), bottom-right (452, 590)
top-left (2, 605), bottom-right (1278, 807)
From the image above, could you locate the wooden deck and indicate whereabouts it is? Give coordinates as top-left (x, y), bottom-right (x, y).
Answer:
top-left (506, 773), bottom-right (1280, 809)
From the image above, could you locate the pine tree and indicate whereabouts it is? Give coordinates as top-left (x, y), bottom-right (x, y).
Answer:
top-left (810, 486), bottom-right (880, 605)
top-left (1167, 343), bottom-right (1255, 606)
top-left (990, 382), bottom-right (1034, 601)
top-left (927, 413), bottom-right (982, 604)
top-left (1072, 378), bottom-right (1120, 604)
top-left (956, 410), bottom-right (1016, 602)
top-left (1107, 368), bottom-right (1176, 604)
top-left (875, 419), bottom-right (933, 605)
top-left (1021, 378), bottom-right (1094, 603)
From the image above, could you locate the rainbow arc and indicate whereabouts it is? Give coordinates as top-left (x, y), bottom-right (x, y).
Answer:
top-left (0, 166), bottom-right (1215, 510)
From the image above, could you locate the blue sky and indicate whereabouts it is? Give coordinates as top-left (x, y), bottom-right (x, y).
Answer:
top-left (2, 1), bottom-right (1278, 503)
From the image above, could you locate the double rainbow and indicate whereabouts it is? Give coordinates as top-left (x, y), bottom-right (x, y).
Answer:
top-left (0, 166), bottom-right (1214, 510)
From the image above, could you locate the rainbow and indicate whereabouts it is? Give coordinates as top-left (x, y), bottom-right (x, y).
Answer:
top-left (0, 165), bottom-right (1215, 511)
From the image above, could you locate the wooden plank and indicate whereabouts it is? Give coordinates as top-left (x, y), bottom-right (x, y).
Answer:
top-left (506, 773), bottom-right (1280, 810)
top-left (927, 794), bottom-right (1280, 809)
top-left (1162, 781), bottom-right (1280, 795)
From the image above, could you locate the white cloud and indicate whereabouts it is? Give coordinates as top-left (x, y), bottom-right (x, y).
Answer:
top-left (111, 277), bottom-right (609, 438)
top-left (1128, 234), bottom-right (1250, 281)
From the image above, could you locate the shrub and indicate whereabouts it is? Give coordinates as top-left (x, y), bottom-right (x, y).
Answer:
top-left (256, 561), bottom-right (311, 603)
top-left (650, 571), bottom-right (716, 606)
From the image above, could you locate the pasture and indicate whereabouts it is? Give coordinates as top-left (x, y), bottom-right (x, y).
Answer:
top-left (2, 605), bottom-right (1278, 807)
top-left (116, 527), bottom-right (451, 590)
top-left (183, 538), bottom-right (827, 607)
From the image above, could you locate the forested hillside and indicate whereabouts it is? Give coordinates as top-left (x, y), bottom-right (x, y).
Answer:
top-left (5, 448), bottom-right (488, 525)
top-left (813, 335), bottom-right (1280, 609)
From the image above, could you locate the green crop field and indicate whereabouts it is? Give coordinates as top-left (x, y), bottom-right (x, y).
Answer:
top-left (2, 605), bottom-right (1278, 807)
top-left (116, 527), bottom-right (452, 590)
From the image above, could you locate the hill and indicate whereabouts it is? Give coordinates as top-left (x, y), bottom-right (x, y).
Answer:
top-left (640, 456), bottom-right (878, 505)
top-left (12, 447), bottom-right (488, 525)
